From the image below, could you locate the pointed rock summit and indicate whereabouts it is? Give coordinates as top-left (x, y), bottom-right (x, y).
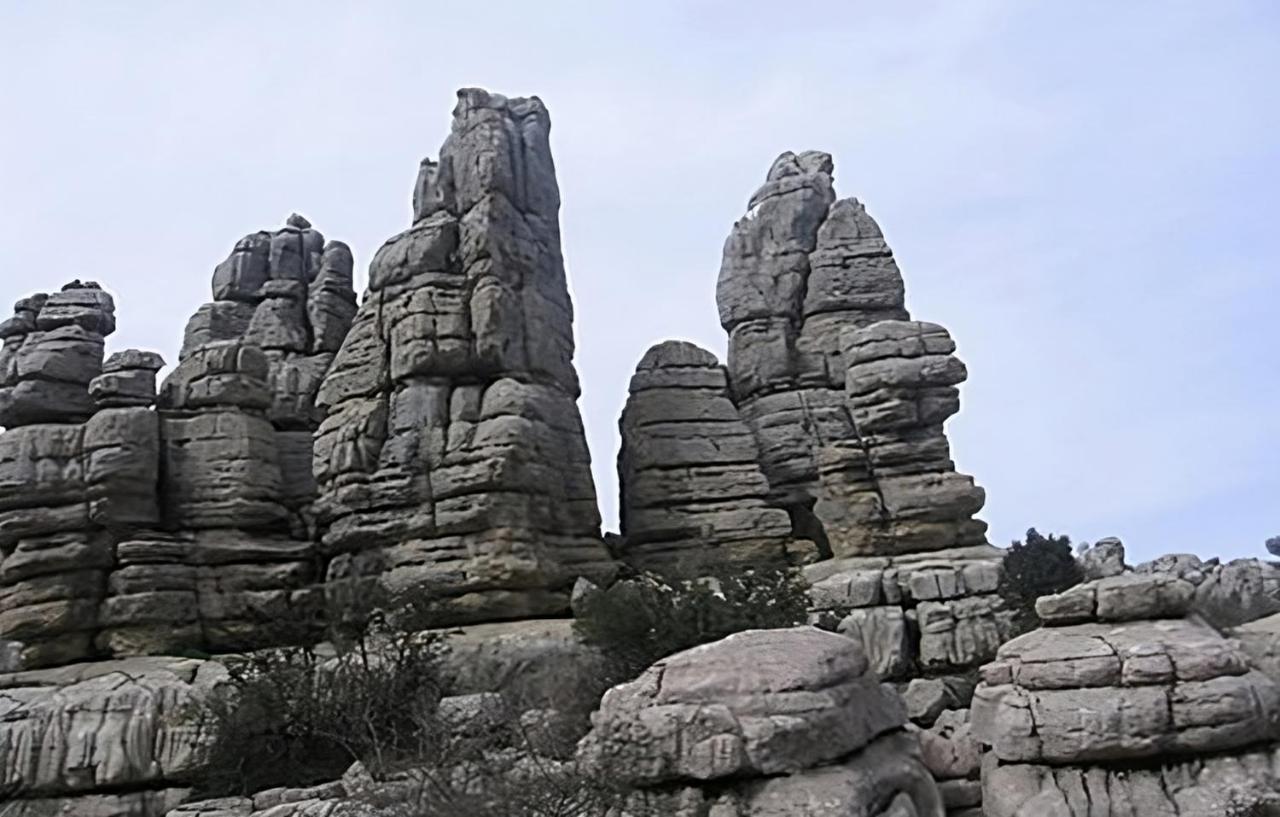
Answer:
top-left (313, 88), bottom-right (615, 623)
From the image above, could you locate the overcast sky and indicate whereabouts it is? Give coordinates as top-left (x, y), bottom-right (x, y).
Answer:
top-left (2, 2), bottom-right (1277, 564)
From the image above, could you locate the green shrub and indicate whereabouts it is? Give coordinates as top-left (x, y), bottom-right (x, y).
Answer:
top-left (999, 528), bottom-right (1083, 630)
top-left (196, 584), bottom-right (445, 796)
top-left (573, 565), bottom-right (810, 682)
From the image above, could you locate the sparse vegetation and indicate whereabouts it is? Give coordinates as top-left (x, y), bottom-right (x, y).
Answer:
top-left (573, 565), bottom-right (810, 682)
top-left (196, 583), bottom-right (446, 796)
top-left (999, 527), bottom-right (1083, 630)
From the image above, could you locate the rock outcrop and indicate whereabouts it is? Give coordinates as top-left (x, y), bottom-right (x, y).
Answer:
top-left (713, 151), bottom-right (986, 556)
top-left (0, 216), bottom-right (352, 668)
top-left (0, 656), bottom-right (223, 817)
top-left (578, 626), bottom-right (945, 816)
top-left (0, 283), bottom-right (114, 427)
top-left (312, 88), bottom-right (613, 623)
top-left (97, 216), bottom-right (354, 657)
top-left (616, 340), bottom-right (798, 574)
top-left (0, 284), bottom-right (160, 668)
top-left (973, 565), bottom-right (1280, 816)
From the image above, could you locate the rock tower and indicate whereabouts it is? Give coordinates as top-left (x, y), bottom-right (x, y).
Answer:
top-left (0, 214), bottom-right (355, 667)
top-left (312, 88), bottom-right (615, 623)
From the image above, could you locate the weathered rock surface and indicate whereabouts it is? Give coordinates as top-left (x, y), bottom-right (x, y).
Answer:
top-left (1077, 537), bottom-right (1126, 580)
top-left (0, 656), bottom-right (223, 816)
top-left (973, 568), bottom-right (1280, 816)
top-left (813, 321), bottom-right (987, 558)
top-left (616, 340), bottom-right (798, 574)
top-left (806, 547), bottom-right (1014, 682)
top-left (313, 88), bottom-right (613, 623)
top-left (0, 386), bottom-right (161, 666)
top-left (579, 626), bottom-right (944, 816)
top-left (982, 748), bottom-right (1280, 817)
top-left (0, 217), bottom-right (349, 667)
top-left (713, 152), bottom-right (984, 553)
top-left (0, 283), bottom-right (113, 427)
top-left (916, 709), bottom-right (983, 817)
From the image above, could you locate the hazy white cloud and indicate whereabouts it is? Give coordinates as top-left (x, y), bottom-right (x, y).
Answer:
top-left (2, 1), bottom-right (1276, 563)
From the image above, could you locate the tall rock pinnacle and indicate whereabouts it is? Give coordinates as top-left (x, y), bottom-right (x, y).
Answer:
top-left (715, 150), bottom-right (985, 556)
top-left (313, 88), bottom-right (615, 622)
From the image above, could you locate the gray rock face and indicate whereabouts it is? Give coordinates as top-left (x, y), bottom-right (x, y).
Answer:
top-left (313, 88), bottom-right (613, 624)
top-left (0, 219), bottom-right (350, 668)
top-left (709, 153), bottom-right (986, 559)
top-left (1077, 536), bottom-right (1126, 580)
top-left (578, 627), bottom-right (944, 816)
top-left (916, 709), bottom-right (983, 817)
top-left (806, 547), bottom-right (1015, 684)
top-left (0, 399), bottom-right (161, 666)
top-left (183, 217), bottom-right (356, 434)
top-left (0, 283), bottom-right (114, 427)
top-left (973, 569), bottom-right (1280, 816)
top-left (616, 341), bottom-right (798, 574)
top-left (814, 321), bottom-right (987, 557)
top-left (0, 656), bottom-right (222, 816)
top-left (982, 749), bottom-right (1280, 817)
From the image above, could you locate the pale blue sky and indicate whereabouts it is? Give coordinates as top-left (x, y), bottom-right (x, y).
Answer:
top-left (2, 2), bottom-right (1277, 563)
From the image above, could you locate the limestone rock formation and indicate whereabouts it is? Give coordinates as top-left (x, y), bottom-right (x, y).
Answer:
top-left (1136, 553), bottom-right (1280, 629)
top-left (1077, 537), bottom-right (1126, 580)
top-left (0, 656), bottom-right (223, 817)
top-left (806, 548), bottom-right (1012, 680)
top-left (813, 321), bottom-right (987, 557)
top-left (313, 88), bottom-right (613, 623)
top-left (0, 283), bottom-right (113, 427)
top-left (88, 215), bottom-right (358, 657)
top-left (615, 340), bottom-right (797, 574)
top-left (578, 626), bottom-right (945, 816)
top-left (972, 568), bottom-right (1280, 816)
top-left (710, 152), bottom-right (986, 558)
top-left (0, 215), bottom-right (351, 668)
top-left (0, 284), bottom-right (164, 668)
top-left (916, 709), bottom-right (983, 817)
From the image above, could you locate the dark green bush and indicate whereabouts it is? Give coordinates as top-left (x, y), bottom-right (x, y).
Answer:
top-left (573, 565), bottom-right (810, 682)
top-left (196, 584), bottom-right (445, 796)
top-left (999, 528), bottom-right (1083, 629)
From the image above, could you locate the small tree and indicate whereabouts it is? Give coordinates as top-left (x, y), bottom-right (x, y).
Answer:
top-left (574, 565), bottom-right (810, 682)
top-left (1266, 535), bottom-right (1280, 558)
top-left (1000, 528), bottom-right (1083, 630)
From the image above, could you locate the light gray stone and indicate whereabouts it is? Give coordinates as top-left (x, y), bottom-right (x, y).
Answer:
top-left (578, 627), bottom-right (908, 784)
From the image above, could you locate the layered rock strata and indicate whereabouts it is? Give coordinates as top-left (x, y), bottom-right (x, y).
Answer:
top-left (0, 282), bottom-right (114, 427)
top-left (702, 153), bottom-right (1007, 814)
top-left (713, 152), bottom-right (986, 556)
top-left (616, 340), bottom-right (797, 574)
top-left (972, 567), bottom-right (1280, 816)
top-left (806, 548), bottom-right (1014, 683)
top-left (577, 626), bottom-right (945, 816)
top-left (96, 216), bottom-right (356, 656)
top-left (312, 88), bottom-right (613, 623)
top-left (0, 286), bottom-right (158, 668)
top-left (180, 214), bottom-right (356, 528)
top-left (0, 656), bottom-right (223, 817)
top-left (0, 215), bottom-right (352, 667)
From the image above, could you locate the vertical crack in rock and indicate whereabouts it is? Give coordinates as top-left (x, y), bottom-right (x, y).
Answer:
top-left (313, 88), bottom-right (615, 624)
